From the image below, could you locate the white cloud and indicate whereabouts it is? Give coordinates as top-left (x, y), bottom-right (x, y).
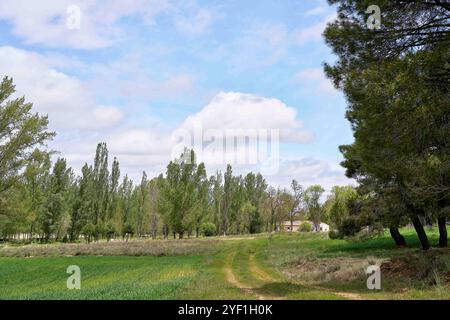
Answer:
top-left (59, 91), bottom-right (315, 180)
top-left (0, 0), bottom-right (172, 49)
top-left (0, 46), bottom-right (123, 129)
top-left (295, 68), bottom-right (337, 95)
top-left (266, 157), bottom-right (354, 192)
top-left (93, 107), bottom-right (124, 128)
top-left (180, 91), bottom-right (314, 144)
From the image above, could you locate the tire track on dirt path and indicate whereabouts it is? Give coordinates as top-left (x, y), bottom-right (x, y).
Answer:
top-left (224, 251), bottom-right (281, 300)
top-left (224, 251), bottom-right (265, 299)
top-left (248, 254), bottom-right (277, 282)
top-left (309, 285), bottom-right (364, 300)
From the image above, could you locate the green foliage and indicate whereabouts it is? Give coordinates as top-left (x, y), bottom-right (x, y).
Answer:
top-left (328, 229), bottom-right (341, 240)
top-left (0, 77), bottom-right (55, 194)
top-left (304, 185), bottom-right (325, 230)
top-left (338, 216), bottom-right (363, 238)
top-left (323, 1), bottom-right (450, 249)
top-left (123, 222), bottom-right (134, 235)
top-left (324, 186), bottom-right (357, 229)
top-left (299, 222), bottom-right (312, 233)
top-left (81, 223), bottom-right (96, 243)
top-left (200, 222), bottom-right (216, 237)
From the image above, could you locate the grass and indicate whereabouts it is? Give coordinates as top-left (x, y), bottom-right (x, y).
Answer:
top-left (0, 228), bottom-right (448, 300)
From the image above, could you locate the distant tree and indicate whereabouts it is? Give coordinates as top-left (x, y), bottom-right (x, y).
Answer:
top-left (239, 201), bottom-right (256, 234)
top-left (148, 179), bottom-right (159, 240)
top-left (221, 164), bottom-right (234, 234)
top-left (158, 149), bottom-right (206, 239)
top-left (69, 163), bottom-right (94, 241)
top-left (324, 186), bottom-right (357, 229)
top-left (263, 187), bottom-right (283, 232)
top-left (244, 172), bottom-right (267, 234)
top-left (304, 185), bottom-right (325, 232)
top-left (81, 223), bottom-right (96, 243)
top-left (108, 157), bottom-right (121, 222)
top-left (287, 180), bottom-right (303, 233)
top-left (22, 149), bottom-right (51, 239)
top-left (38, 158), bottom-right (72, 241)
top-left (210, 172), bottom-right (223, 234)
top-left (93, 143), bottom-right (109, 225)
top-left (136, 171), bottom-right (148, 237)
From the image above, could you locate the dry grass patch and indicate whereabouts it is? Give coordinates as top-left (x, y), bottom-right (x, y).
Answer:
top-left (0, 238), bottom-right (224, 257)
top-left (283, 256), bottom-right (386, 284)
top-left (380, 249), bottom-right (450, 286)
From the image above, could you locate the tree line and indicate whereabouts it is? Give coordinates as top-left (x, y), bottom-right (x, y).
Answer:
top-left (0, 133), bottom-right (332, 241)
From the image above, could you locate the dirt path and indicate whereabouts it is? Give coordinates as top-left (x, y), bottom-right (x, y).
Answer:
top-left (310, 285), bottom-right (364, 300)
top-left (225, 251), bottom-right (365, 300)
top-left (224, 252), bottom-right (269, 300)
top-left (248, 254), bottom-right (277, 282)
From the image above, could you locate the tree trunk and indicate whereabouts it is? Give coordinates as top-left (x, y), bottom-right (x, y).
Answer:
top-left (438, 217), bottom-right (447, 248)
top-left (397, 180), bottom-right (430, 250)
top-left (389, 227), bottom-right (406, 246)
top-left (410, 214), bottom-right (430, 250)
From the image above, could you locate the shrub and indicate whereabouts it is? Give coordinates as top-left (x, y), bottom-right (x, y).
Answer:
top-left (299, 222), bottom-right (312, 232)
top-left (328, 230), bottom-right (341, 240)
top-left (338, 216), bottom-right (362, 237)
top-left (200, 222), bottom-right (217, 237)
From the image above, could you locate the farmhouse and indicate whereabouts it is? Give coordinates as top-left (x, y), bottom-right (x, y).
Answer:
top-left (283, 220), bottom-right (330, 232)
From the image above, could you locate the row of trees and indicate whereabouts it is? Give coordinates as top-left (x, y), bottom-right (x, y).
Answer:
top-left (323, 0), bottom-right (449, 249)
top-left (0, 143), bottom-right (332, 241)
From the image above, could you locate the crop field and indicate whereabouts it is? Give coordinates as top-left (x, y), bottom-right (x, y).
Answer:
top-left (0, 228), bottom-right (448, 300)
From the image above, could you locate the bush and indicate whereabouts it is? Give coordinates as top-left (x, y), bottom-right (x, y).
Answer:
top-left (328, 229), bottom-right (342, 240)
top-left (299, 222), bottom-right (312, 232)
top-left (338, 216), bottom-right (362, 237)
top-left (200, 222), bottom-right (217, 237)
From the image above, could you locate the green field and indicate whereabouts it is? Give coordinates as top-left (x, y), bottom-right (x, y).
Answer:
top-left (0, 228), bottom-right (448, 300)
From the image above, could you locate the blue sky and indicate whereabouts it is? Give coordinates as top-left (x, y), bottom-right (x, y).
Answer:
top-left (0, 0), bottom-right (354, 190)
